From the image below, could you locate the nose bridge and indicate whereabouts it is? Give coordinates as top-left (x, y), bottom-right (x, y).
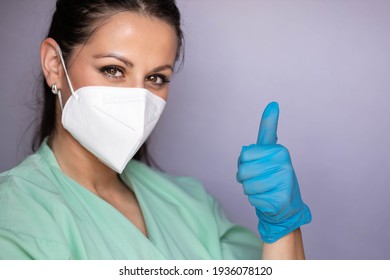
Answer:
top-left (128, 72), bottom-right (145, 88)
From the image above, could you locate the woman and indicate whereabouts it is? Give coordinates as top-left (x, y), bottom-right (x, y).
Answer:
top-left (0, 0), bottom-right (311, 259)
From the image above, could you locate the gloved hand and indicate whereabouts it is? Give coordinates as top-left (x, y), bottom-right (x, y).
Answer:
top-left (236, 102), bottom-right (311, 244)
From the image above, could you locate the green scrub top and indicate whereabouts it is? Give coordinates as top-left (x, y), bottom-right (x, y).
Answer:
top-left (0, 142), bottom-right (262, 260)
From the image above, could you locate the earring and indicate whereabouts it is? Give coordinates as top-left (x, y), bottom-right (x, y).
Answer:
top-left (51, 83), bottom-right (58, 95)
top-left (51, 83), bottom-right (64, 110)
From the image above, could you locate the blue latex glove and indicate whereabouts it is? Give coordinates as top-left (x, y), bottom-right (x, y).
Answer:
top-left (236, 102), bottom-right (312, 244)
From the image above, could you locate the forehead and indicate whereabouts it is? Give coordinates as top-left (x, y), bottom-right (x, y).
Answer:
top-left (79, 12), bottom-right (178, 65)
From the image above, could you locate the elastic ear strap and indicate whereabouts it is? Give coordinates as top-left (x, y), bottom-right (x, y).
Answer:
top-left (57, 46), bottom-right (75, 95)
top-left (58, 90), bottom-right (64, 111)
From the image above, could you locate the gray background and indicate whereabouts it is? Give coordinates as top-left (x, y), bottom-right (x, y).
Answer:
top-left (1, 0), bottom-right (389, 259)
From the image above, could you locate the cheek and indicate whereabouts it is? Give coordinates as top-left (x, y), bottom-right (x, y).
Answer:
top-left (149, 86), bottom-right (169, 101)
top-left (60, 75), bottom-right (73, 103)
top-left (158, 87), bottom-right (169, 101)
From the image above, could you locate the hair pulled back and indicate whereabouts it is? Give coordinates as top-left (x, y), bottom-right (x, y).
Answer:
top-left (33, 0), bottom-right (183, 163)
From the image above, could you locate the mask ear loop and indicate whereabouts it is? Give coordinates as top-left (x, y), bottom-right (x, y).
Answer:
top-left (57, 46), bottom-right (79, 101)
top-left (58, 89), bottom-right (64, 110)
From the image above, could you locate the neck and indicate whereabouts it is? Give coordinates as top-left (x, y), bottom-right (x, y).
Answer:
top-left (49, 127), bottom-right (120, 195)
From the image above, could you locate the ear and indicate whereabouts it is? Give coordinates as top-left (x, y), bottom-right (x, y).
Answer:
top-left (40, 38), bottom-right (62, 89)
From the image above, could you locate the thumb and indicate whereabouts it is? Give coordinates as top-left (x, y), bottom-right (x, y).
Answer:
top-left (257, 102), bottom-right (279, 145)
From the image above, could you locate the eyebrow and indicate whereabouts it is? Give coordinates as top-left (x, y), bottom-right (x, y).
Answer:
top-left (93, 53), bottom-right (173, 73)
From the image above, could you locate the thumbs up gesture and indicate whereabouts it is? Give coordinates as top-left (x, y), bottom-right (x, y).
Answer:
top-left (236, 102), bottom-right (312, 243)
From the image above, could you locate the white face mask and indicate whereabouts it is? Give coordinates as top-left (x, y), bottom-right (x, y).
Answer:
top-left (57, 47), bottom-right (166, 173)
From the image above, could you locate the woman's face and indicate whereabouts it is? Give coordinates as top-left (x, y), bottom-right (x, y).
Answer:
top-left (60, 12), bottom-right (178, 101)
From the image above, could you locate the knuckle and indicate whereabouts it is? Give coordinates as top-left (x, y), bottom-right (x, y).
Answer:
top-left (282, 163), bottom-right (294, 175)
top-left (274, 144), bottom-right (291, 161)
top-left (248, 195), bottom-right (259, 207)
top-left (240, 144), bottom-right (257, 162)
top-left (242, 180), bottom-right (253, 195)
top-left (236, 165), bottom-right (246, 182)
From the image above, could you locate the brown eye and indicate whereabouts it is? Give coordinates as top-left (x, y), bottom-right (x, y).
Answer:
top-left (149, 75), bottom-right (159, 83)
top-left (107, 68), bottom-right (116, 75)
top-left (146, 74), bottom-right (170, 88)
top-left (100, 66), bottom-right (124, 79)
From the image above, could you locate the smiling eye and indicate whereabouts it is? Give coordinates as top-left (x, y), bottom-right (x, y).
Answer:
top-left (99, 66), bottom-right (124, 79)
top-left (146, 74), bottom-right (170, 89)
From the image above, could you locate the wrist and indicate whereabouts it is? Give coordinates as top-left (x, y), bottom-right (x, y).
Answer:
top-left (257, 203), bottom-right (312, 244)
top-left (261, 228), bottom-right (306, 260)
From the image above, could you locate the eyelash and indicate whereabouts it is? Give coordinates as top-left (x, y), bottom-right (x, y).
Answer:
top-left (99, 65), bottom-right (124, 79)
top-left (146, 74), bottom-right (171, 89)
top-left (99, 65), bottom-right (170, 88)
